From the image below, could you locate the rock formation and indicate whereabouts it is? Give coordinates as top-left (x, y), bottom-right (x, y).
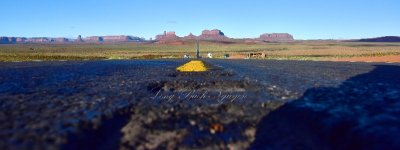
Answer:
top-left (155, 31), bottom-right (180, 41)
top-left (259, 33), bottom-right (294, 42)
top-left (80, 35), bottom-right (144, 43)
top-left (16, 38), bottom-right (26, 43)
top-left (8, 37), bottom-right (17, 43)
top-left (0, 31), bottom-right (296, 44)
top-left (25, 38), bottom-right (50, 43)
top-left (198, 29), bottom-right (229, 40)
top-left (84, 36), bottom-right (103, 42)
top-left (50, 38), bottom-right (69, 43)
top-left (0, 35), bottom-right (144, 44)
top-left (0, 37), bottom-right (28, 44)
top-left (0, 37), bottom-right (19, 44)
top-left (0, 37), bottom-right (10, 44)
top-left (102, 36), bottom-right (128, 42)
top-left (183, 33), bottom-right (197, 40)
top-left (76, 35), bottom-right (84, 42)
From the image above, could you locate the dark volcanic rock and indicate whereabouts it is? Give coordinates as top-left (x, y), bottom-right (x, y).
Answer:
top-left (259, 33), bottom-right (294, 42)
top-left (358, 36), bottom-right (400, 42)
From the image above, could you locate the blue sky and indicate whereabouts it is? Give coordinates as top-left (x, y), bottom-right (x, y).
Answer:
top-left (1, 0), bottom-right (399, 40)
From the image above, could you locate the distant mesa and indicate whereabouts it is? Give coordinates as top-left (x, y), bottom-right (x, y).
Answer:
top-left (0, 37), bottom-right (18, 44)
top-left (28, 37), bottom-right (51, 43)
top-left (198, 29), bottom-right (229, 40)
top-left (83, 35), bottom-right (144, 43)
top-left (102, 35), bottom-right (144, 42)
top-left (84, 36), bottom-right (103, 42)
top-left (183, 33), bottom-right (197, 40)
top-left (155, 29), bottom-right (230, 42)
top-left (0, 35), bottom-right (145, 44)
top-left (16, 37), bottom-right (26, 43)
top-left (0, 36), bottom-right (69, 44)
top-left (259, 33), bottom-right (294, 42)
top-left (155, 31), bottom-right (180, 41)
top-left (357, 36), bottom-right (400, 42)
top-left (51, 38), bottom-right (69, 43)
top-left (0, 37), bottom-right (10, 44)
top-left (0, 30), bottom-right (297, 44)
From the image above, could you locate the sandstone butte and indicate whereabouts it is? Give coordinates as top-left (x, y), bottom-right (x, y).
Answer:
top-left (0, 30), bottom-right (295, 44)
top-left (0, 35), bottom-right (145, 44)
top-left (155, 29), bottom-right (294, 42)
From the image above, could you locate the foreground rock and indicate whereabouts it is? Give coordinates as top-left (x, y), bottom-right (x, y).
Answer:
top-left (0, 60), bottom-right (293, 149)
top-left (251, 65), bottom-right (400, 149)
top-left (1, 60), bottom-right (399, 149)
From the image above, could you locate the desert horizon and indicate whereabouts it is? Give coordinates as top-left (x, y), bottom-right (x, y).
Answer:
top-left (1, 0), bottom-right (400, 150)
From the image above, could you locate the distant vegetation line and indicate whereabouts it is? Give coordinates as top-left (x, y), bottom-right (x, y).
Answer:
top-left (1, 41), bottom-right (400, 62)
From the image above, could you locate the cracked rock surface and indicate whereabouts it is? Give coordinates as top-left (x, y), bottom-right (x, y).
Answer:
top-left (0, 60), bottom-right (399, 149)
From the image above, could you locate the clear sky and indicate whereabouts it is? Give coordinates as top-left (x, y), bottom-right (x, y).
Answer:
top-left (1, 0), bottom-right (399, 40)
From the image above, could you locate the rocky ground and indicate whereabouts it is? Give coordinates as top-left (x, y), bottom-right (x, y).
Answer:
top-left (0, 59), bottom-right (399, 150)
top-left (333, 55), bottom-right (400, 63)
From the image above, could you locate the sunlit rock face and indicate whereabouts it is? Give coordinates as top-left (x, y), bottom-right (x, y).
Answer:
top-left (155, 31), bottom-right (180, 41)
top-left (183, 33), bottom-right (197, 40)
top-left (198, 29), bottom-right (229, 40)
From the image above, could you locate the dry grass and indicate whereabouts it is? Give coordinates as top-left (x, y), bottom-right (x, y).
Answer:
top-left (0, 41), bottom-right (400, 61)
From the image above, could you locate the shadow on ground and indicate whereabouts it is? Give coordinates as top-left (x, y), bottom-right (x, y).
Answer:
top-left (250, 65), bottom-right (400, 150)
